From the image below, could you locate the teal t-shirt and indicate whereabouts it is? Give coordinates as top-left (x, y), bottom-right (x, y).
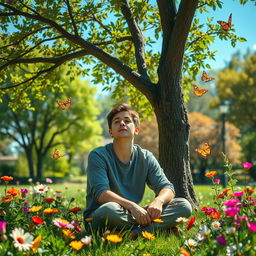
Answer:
top-left (83, 143), bottom-right (175, 218)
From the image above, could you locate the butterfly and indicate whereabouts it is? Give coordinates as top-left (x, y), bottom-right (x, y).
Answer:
top-left (217, 13), bottom-right (232, 31)
top-left (57, 97), bottom-right (71, 110)
top-left (201, 71), bottom-right (215, 83)
top-left (193, 85), bottom-right (208, 97)
top-left (195, 143), bottom-right (211, 158)
top-left (52, 149), bottom-right (65, 160)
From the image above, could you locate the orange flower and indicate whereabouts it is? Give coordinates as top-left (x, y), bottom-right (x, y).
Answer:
top-left (210, 211), bottom-right (222, 219)
top-left (31, 235), bottom-right (42, 253)
top-left (1, 195), bottom-right (13, 203)
top-left (141, 231), bottom-right (155, 240)
top-left (223, 188), bottom-right (231, 194)
top-left (43, 208), bottom-right (60, 214)
top-left (7, 187), bottom-right (20, 196)
top-left (205, 171), bottom-right (217, 178)
top-left (153, 218), bottom-right (164, 223)
top-left (186, 216), bottom-right (196, 230)
top-left (68, 207), bottom-right (81, 213)
top-left (32, 216), bottom-right (44, 225)
top-left (180, 247), bottom-right (190, 256)
top-left (106, 234), bottom-right (123, 243)
top-left (61, 229), bottom-right (76, 239)
top-left (0, 176), bottom-right (13, 181)
top-left (44, 198), bottom-right (55, 203)
top-left (69, 241), bottom-right (84, 250)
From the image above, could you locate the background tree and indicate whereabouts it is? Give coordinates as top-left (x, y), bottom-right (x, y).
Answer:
top-left (0, 69), bottom-right (102, 179)
top-left (0, 0), bottom-right (250, 205)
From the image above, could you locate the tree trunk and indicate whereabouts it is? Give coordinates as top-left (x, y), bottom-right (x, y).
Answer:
top-left (153, 67), bottom-right (198, 208)
top-left (25, 149), bottom-right (34, 178)
top-left (36, 153), bottom-right (43, 179)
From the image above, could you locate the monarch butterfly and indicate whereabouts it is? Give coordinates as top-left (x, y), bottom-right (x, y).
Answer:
top-left (201, 71), bottom-right (215, 83)
top-left (217, 13), bottom-right (232, 31)
top-left (57, 98), bottom-right (71, 110)
top-left (195, 143), bottom-right (211, 158)
top-left (52, 149), bottom-right (65, 160)
top-left (193, 85), bottom-right (208, 97)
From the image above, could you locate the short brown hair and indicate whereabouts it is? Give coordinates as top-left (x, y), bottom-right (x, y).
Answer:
top-left (107, 103), bottom-right (140, 129)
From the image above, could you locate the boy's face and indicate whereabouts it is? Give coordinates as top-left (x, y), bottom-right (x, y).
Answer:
top-left (109, 111), bottom-right (140, 139)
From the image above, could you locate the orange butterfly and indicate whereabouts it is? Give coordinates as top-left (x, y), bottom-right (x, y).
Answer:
top-left (217, 13), bottom-right (232, 31)
top-left (57, 98), bottom-right (71, 110)
top-left (193, 85), bottom-right (208, 97)
top-left (201, 71), bottom-right (215, 83)
top-left (52, 149), bottom-right (65, 160)
top-left (195, 143), bottom-right (211, 158)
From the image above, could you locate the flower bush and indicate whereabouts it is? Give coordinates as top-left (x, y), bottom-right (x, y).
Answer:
top-left (179, 155), bottom-right (256, 256)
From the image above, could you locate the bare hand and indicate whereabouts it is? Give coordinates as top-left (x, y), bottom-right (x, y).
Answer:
top-left (129, 202), bottom-right (151, 226)
top-left (147, 199), bottom-right (163, 220)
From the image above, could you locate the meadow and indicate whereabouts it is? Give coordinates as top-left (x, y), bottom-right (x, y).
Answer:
top-left (0, 161), bottom-right (255, 256)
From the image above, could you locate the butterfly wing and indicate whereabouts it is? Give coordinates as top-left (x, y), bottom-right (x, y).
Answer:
top-left (203, 143), bottom-right (211, 155)
top-left (65, 98), bottom-right (71, 109)
top-left (228, 13), bottom-right (232, 27)
top-left (193, 86), bottom-right (208, 97)
top-left (52, 149), bottom-right (60, 159)
top-left (195, 148), bottom-right (208, 158)
top-left (201, 71), bottom-right (215, 82)
top-left (57, 101), bottom-right (66, 110)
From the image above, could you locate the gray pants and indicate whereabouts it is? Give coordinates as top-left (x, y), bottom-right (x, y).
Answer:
top-left (86, 198), bottom-right (192, 234)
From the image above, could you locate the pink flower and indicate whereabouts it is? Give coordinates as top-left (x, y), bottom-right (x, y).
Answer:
top-left (53, 218), bottom-right (74, 229)
top-left (233, 192), bottom-right (244, 197)
top-left (46, 178), bottom-right (53, 184)
top-left (217, 236), bottom-right (227, 245)
top-left (242, 162), bottom-right (253, 169)
top-left (223, 198), bottom-right (239, 207)
top-left (234, 216), bottom-right (247, 227)
top-left (0, 221), bottom-right (7, 233)
top-left (214, 178), bottom-right (220, 184)
top-left (224, 207), bottom-right (240, 217)
top-left (248, 222), bottom-right (256, 232)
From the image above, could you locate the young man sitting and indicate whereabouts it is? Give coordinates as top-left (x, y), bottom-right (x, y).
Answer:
top-left (84, 103), bottom-right (192, 236)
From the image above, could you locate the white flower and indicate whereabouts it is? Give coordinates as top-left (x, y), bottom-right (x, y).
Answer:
top-left (211, 221), bottom-right (221, 230)
top-left (226, 244), bottom-right (237, 256)
top-left (199, 225), bottom-right (210, 236)
top-left (185, 238), bottom-right (198, 247)
top-left (81, 236), bottom-right (92, 246)
top-left (195, 232), bottom-right (205, 241)
top-left (28, 178), bottom-right (33, 183)
top-left (176, 217), bottom-right (188, 223)
top-left (10, 228), bottom-right (33, 251)
top-left (226, 227), bottom-right (236, 234)
top-left (34, 184), bottom-right (48, 194)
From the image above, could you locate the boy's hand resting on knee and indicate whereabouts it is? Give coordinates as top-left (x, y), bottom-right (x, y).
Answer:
top-left (147, 198), bottom-right (163, 220)
top-left (129, 202), bottom-right (151, 226)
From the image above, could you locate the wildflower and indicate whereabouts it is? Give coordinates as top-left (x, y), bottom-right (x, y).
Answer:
top-left (20, 188), bottom-right (29, 195)
top-left (226, 244), bottom-right (237, 256)
top-left (224, 207), bottom-right (240, 217)
top-left (176, 217), bottom-right (188, 223)
top-left (186, 216), bottom-right (196, 230)
top-left (223, 198), bottom-right (240, 207)
top-left (234, 216), bottom-right (247, 227)
top-left (244, 187), bottom-right (254, 195)
top-left (0, 221), bottom-right (7, 233)
top-left (7, 187), bottom-right (20, 196)
top-left (185, 238), bottom-right (198, 247)
top-left (0, 176), bottom-right (13, 182)
top-left (68, 207), bottom-right (82, 213)
top-left (44, 198), bottom-right (55, 203)
top-left (22, 207), bottom-right (30, 212)
top-left (199, 225), bottom-right (211, 237)
top-left (233, 192), bottom-right (244, 197)
top-left (81, 235), bottom-right (92, 246)
top-left (32, 216), bottom-right (44, 225)
top-left (43, 208), bottom-right (60, 214)
top-left (242, 162), bottom-right (253, 169)
top-left (61, 229), bottom-right (76, 239)
top-left (248, 222), bottom-right (256, 232)
top-left (211, 221), bottom-right (221, 230)
top-left (84, 217), bottom-right (93, 222)
top-left (210, 211), bottom-right (221, 219)
top-left (69, 240), bottom-right (84, 250)
top-left (205, 171), bottom-right (217, 178)
top-left (1, 195), bottom-right (13, 203)
top-left (152, 218), bottom-right (164, 223)
top-left (31, 235), bottom-right (42, 253)
top-left (226, 227), bottom-right (236, 234)
top-left (29, 206), bottom-right (42, 213)
top-left (180, 247), bottom-right (190, 256)
top-left (34, 184), bottom-right (48, 194)
top-left (141, 231), bottom-right (155, 240)
top-left (216, 236), bottom-right (227, 245)
top-left (214, 178), bottom-right (220, 184)
top-left (46, 178), bottom-right (53, 183)
top-left (53, 218), bottom-right (74, 228)
top-left (28, 178), bottom-right (33, 183)
top-left (10, 228), bottom-right (33, 251)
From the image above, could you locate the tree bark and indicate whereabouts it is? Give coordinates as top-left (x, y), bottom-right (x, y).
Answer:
top-left (25, 148), bottom-right (34, 178)
top-left (36, 153), bottom-right (43, 179)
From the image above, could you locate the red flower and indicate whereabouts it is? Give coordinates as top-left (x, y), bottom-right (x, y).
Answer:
top-left (32, 216), bottom-right (44, 225)
top-left (186, 216), bottom-right (196, 230)
top-left (1, 176), bottom-right (13, 182)
top-left (201, 206), bottom-right (208, 212)
top-left (7, 187), bottom-right (20, 196)
top-left (223, 188), bottom-right (231, 194)
top-left (44, 198), bottom-right (55, 203)
top-left (68, 207), bottom-right (82, 213)
top-left (217, 192), bottom-right (225, 199)
top-left (210, 211), bottom-right (222, 219)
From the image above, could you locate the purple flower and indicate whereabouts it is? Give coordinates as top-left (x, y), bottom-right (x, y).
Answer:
top-left (242, 162), bottom-right (253, 169)
top-left (217, 236), bottom-right (227, 245)
top-left (0, 221), bottom-right (7, 233)
top-left (224, 207), bottom-right (240, 217)
top-left (16, 181), bottom-right (20, 185)
top-left (214, 178), bottom-right (220, 184)
top-left (20, 188), bottom-right (29, 194)
top-left (223, 198), bottom-right (239, 207)
top-left (21, 206), bottom-right (30, 212)
top-left (23, 200), bottom-right (29, 205)
top-left (248, 222), bottom-right (256, 232)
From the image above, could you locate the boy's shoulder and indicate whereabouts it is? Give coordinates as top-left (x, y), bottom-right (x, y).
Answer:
top-left (89, 143), bottom-right (111, 156)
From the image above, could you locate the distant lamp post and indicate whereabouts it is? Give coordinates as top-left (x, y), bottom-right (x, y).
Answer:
top-left (219, 100), bottom-right (230, 187)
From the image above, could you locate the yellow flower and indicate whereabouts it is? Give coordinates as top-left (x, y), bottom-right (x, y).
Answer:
top-left (141, 231), bottom-right (155, 240)
top-left (29, 206), bottom-right (42, 212)
top-left (153, 218), bottom-right (164, 223)
top-left (69, 241), bottom-right (84, 250)
top-left (61, 229), bottom-right (75, 239)
top-left (84, 217), bottom-right (93, 222)
top-left (43, 208), bottom-right (60, 214)
top-left (31, 235), bottom-right (42, 253)
top-left (205, 171), bottom-right (217, 178)
top-left (106, 234), bottom-right (123, 243)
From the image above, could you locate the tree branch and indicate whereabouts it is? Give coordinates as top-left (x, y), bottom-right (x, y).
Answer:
top-left (0, 130), bottom-right (25, 148)
top-left (65, 0), bottom-right (79, 36)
